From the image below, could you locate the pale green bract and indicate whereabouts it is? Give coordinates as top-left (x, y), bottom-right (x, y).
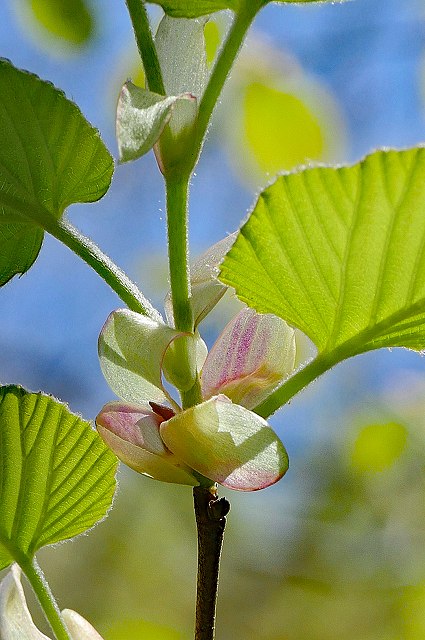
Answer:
top-left (116, 83), bottom-right (195, 163)
top-left (0, 59), bottom-right (113, 286)
top-left (220, 147), bottom-right (425, 414)
top-left (0, 386), bottom-right (117, 572)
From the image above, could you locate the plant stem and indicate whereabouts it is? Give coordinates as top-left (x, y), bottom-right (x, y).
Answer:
top-left (125, 0), bottom-right (165, 95)
top-left (21, 558), bottom-right (71, 640)
top-left (166, 175), bottom-right (193, 333)
top-left (191, 1), bottom-right (262, 168)
top-left (46, 218), bottom-right (159, 319)
top-left (193, 486), bottom-right (230, 640)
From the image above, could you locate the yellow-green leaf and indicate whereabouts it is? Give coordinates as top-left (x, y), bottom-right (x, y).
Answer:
top-left (220, 147), bottom-right (425, 415)
top-left (0, 59), bottom-right (113, 286)
top-left (0, 386), bottom-right (117, 571)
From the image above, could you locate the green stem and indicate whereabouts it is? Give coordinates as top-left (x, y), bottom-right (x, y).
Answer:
top-left (166, 175), bottom-right (193, 333)
top-left (21, 558), bottom-right (71, 640)
top-left (191, 0), bottom-right (262, 168)
top-left (253, 351), bottom-right (341, 419)
top-left (165, 174), bottom-right (200, 404)
top-left (46, 218), bottom-right (158, 319)
top-left (125, 0), bottom-right (165, 95)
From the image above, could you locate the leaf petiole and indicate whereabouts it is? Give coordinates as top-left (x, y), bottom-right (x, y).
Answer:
top-left (20, 557), bottom-right (72, 640)
top-left (45, 218), bottom-right (160, 319)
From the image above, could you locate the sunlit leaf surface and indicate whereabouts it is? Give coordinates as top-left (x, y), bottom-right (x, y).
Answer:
top-left (221, 148), bottom-right (425, 412)
top-left (0, 59), bottom-right (113, 286)
top-left (0, 386), bottom-right (117, 571)
top-left (222, 148), bottom-right (425, 353)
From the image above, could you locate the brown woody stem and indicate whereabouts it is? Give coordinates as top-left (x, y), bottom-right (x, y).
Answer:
top-left (193, 486), bottom-right (230, 640)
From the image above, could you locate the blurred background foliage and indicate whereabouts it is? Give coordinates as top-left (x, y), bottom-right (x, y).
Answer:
top-left (2, 1), bottom-right (425, 638)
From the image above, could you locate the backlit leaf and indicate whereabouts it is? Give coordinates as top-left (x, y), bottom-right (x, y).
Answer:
top-left (147, 0), bottom-right (345, 18)
top-left (0, 386), bottom-right (117, 571)
top-left (148, 0), bottom-right (238, 18)
top-left (220, 148), bottom-right (425, 412)
top-left (0, 59), bottom-right (113, 286)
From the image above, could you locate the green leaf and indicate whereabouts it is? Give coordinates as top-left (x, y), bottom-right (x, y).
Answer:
top-left (147, 0), bottom-right (344, 16)
top-left (0, 59), bottom-right (113, 286)
top-left (148, 0), bottom-right (238, 18)
top-left (220, 148), bottom-right (425, 411)
top-left (0, 386), bottom-right (117, 571)
top-left (26, 0), bottom-right (94, 46)
top-left (116, 82), bottom-right (194, 163)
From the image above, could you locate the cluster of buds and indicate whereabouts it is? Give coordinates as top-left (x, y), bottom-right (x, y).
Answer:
top-left (96, 236), bottom-right (296, 491)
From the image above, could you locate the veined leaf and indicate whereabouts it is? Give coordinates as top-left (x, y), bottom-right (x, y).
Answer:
top-left (220, 148), bottom-right (425, 411)
top-left (0, 386), bottom-right (117, 571)
top-left (0, 59), bottom-right (113, 286)
top-left (147, 0), bottom-right (238, 18)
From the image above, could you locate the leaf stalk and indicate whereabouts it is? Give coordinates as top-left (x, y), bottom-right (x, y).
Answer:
top-left (45, 218), bottom-right (158, 319)
top-left (21, 558), bottom-right (72, 640)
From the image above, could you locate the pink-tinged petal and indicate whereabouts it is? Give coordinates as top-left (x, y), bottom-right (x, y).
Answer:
top-left (96, 402), bottom-right (167, 455)
top-left (96, 403), bottom-right (198, 486)
top-left (160, 395), bottom-right (288, 491)
top-left (164, 234), bottom-right (236, 327)
top-left (98, 309), bottom-right (185, 406)
top-left (62, 610), bottom-right (104, 640)
top-left (201, 308), bottom-right (296, 410)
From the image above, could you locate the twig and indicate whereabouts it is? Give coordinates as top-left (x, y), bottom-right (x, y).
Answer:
top-left (193, 486), bottom-right (230, 640)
